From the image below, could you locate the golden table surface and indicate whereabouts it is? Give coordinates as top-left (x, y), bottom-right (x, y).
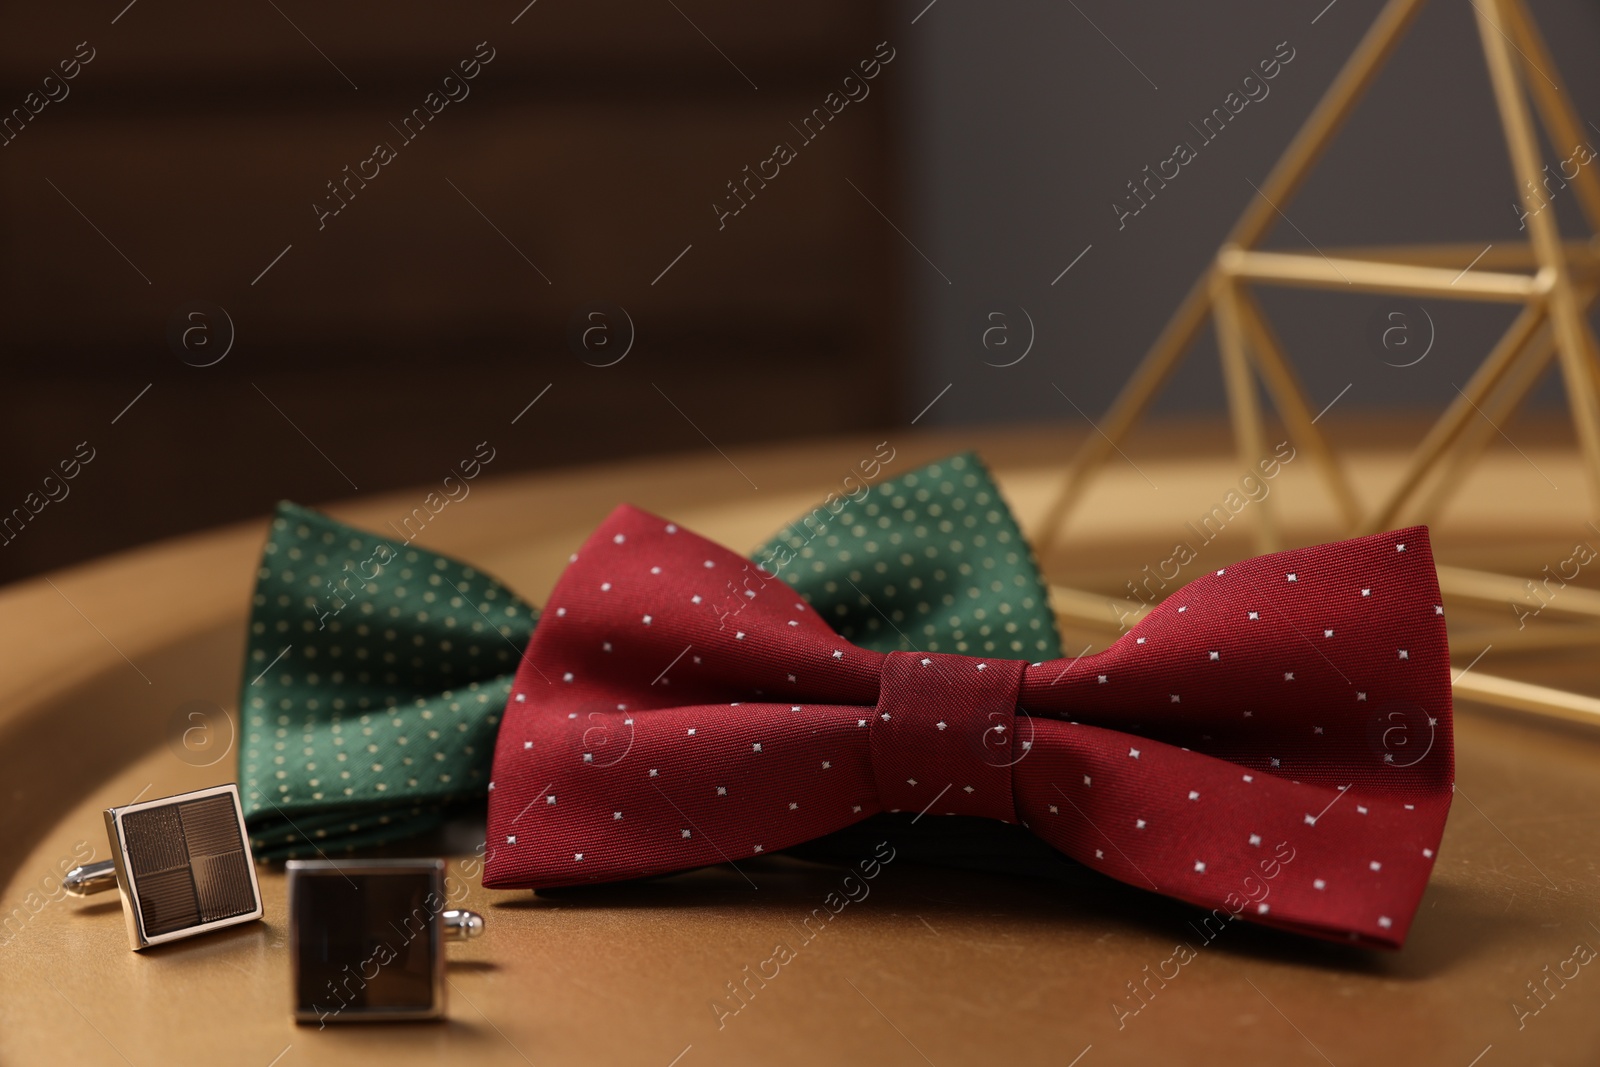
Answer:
top-left (2, 425), bottom-right (1598, 1066)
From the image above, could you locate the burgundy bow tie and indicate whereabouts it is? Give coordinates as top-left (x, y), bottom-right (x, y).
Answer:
top-left (484, 506), bottom-right (1453, 948)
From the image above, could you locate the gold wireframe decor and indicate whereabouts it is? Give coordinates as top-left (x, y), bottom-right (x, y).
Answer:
top-left (1034, 0), bottom-right (1600, 726)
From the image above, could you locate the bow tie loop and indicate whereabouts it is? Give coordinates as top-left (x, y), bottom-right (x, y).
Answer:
top-left (871, 651), bottom-right (1026, 823)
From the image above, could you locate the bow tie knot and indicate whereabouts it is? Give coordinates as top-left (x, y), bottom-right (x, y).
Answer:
top-left (872, 651), bottom-right (1025, 823)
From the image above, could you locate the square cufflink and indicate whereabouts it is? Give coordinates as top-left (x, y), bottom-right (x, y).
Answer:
top-left (287, 858), bottom-right (483, 1025)
top-left (64, 783), bottom-right (263, 950)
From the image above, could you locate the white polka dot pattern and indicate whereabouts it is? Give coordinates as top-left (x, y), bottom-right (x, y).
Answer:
top-left (486, 506), bottom-right (1454, 950)
top-left (239, 502), bottom-right (529, 856)
top-left (237, 454), bottom-right (1068, 858)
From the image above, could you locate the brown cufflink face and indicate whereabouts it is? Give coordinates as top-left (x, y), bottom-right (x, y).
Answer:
top-left (66, 783), bottom-right (264, 950)
top-left (287, 858), bottom-right (482, 1025)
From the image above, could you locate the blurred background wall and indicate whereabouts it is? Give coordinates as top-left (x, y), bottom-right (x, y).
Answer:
top-left (906, 0), bottom-right (1600, 428)
top-left (2, 0), bottom-right (1598, 584)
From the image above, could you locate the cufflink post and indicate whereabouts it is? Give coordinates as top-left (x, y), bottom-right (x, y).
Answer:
top-left (63, 860), bottom-right (119, 897)
top-left (441, 908), bottom-right (485, 942)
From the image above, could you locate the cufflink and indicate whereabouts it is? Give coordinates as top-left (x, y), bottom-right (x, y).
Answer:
top-left (63, 783), bottom-right (263, 950)
top-left (287, 858), bottom-right (484, 1024)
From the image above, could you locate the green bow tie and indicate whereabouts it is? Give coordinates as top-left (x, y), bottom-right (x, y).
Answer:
top-left (239, 452), bottom-right (1062, 858)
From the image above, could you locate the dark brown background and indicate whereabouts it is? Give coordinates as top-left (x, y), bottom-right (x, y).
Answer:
top-left (0, 1), bottom-right (904, 582)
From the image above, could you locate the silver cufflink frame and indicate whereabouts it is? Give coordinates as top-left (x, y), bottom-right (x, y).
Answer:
top-left (287, 858), bottom-right (483, 1025)
top-left (65, 783), bottom-right (264, 951)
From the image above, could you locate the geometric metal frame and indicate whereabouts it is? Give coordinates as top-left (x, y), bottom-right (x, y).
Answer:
top-left (1035, 0), bottom-right (1600, 726)
top-left (1035, 0), bottom-right (1600, 557)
